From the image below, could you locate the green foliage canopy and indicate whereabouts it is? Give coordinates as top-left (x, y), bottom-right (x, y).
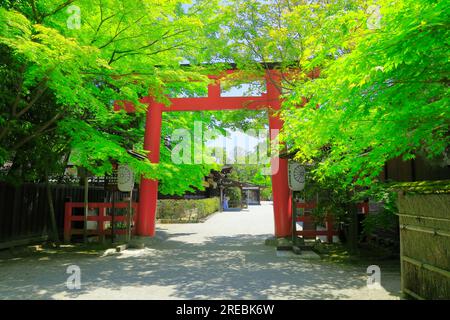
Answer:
top-left (0, 0), bottom-right (220, 194)
top-left (278, 0), bottom-right (449, 187)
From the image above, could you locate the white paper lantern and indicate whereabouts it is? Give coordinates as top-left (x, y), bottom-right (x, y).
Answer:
top-left (288, 161), bottom-right (305, 191)
top-left (117, 164), bottom-right (134, 192)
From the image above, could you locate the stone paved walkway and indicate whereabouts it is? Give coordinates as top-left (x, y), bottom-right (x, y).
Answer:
top-left (0, 202), bottom-right (400, 299)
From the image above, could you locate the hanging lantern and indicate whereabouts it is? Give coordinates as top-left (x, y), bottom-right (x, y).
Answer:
top-left (288, 161), bottom-right (306, 191)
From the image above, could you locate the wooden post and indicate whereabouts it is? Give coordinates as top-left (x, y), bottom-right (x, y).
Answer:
top-left (64, 201), bottom-right (72, 243)
top-left (241, 188), bottom-right (244, 209)
top-left (326, 215), bottom-right (334, 243)
top-left (348, 203), bottom-right (358, 253)
top-left (291, 191), bottom-right (297, 245)
top-left (83, 174), bottom-right (88, 244)
top-left (219, 187), bottom-right (224, 212)
top-left (127, 189), bottom-right (133, 242)
top-left (45, 177), bottom-right (60, 245)
top-left (111, 190), bottom-right (115, 243)
top-left (98, 206), bottom-right (105, 243)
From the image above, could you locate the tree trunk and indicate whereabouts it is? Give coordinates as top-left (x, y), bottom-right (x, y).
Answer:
top-left (83, 175), bottom-right (89, 244)
top-left (347, 203), bottom-right (359, 254)
top-left (219, 187), bottom-right (224, 212)
top-left (111, 190), bottom-right (115, 243)
top-left (127, 189), bottom-right (133, 243)
top-left (45, 173), bottom-right (60, 246)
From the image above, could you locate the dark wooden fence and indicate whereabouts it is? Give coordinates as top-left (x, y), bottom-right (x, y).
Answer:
top-left (0, 182), bottom-right (138, 249)
top-left (382, 155), bottom-right (450, 182)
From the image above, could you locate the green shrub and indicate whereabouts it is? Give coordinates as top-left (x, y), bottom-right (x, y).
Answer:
top-left (260, 187), bottom-right (272, 200)
top-left (225, 187), bottom-right (241, 202)
top-left (156, 197), bottom-right (220, 223)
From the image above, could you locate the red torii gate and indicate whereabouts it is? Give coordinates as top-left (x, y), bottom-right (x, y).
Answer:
top-left (120, 69), bottom-right (292, 238)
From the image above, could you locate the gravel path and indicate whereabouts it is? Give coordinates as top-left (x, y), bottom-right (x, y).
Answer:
top-left (0, 202), bottom-right (400, 299)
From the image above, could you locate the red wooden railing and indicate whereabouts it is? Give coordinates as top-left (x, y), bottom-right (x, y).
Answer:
top-left (294, 201), bottom-right (369, 243)
top-left (64, 202), bottom-right (139, 243)
top-left (295, 202), bottom-right (337, 243)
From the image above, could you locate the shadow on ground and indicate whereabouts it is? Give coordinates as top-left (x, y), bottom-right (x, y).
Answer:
top-left (0, 230), bottom-right (401, 300)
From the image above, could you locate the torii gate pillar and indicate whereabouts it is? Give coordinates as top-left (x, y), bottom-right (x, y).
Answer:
top-left (266, 75), bottom-right (292, 238)
top-left (136, 98), bottom-right (163, 237)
